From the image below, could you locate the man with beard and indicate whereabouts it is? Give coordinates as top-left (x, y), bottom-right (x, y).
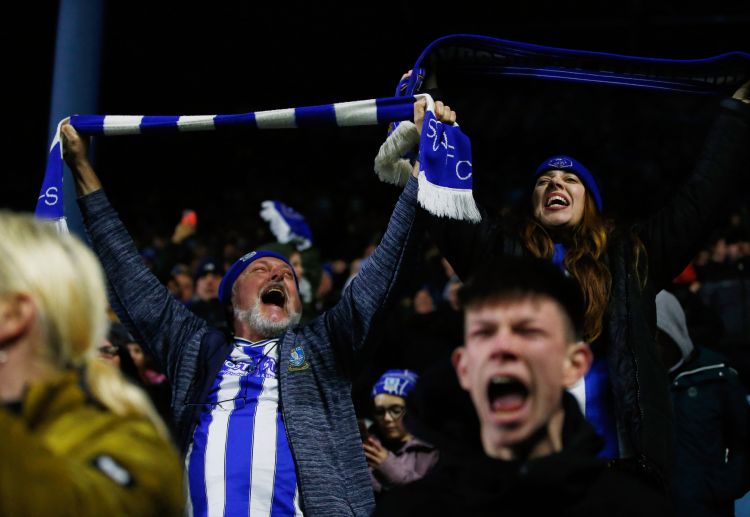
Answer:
top-left (61, 99), bottom-right (436, 516)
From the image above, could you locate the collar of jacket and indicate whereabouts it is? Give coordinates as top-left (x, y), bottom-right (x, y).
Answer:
top-left (17, 370), bottom-right (85, 429)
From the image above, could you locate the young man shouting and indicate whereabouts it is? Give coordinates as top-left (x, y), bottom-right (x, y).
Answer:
top-left (376, 256), bottom-right (671, 516)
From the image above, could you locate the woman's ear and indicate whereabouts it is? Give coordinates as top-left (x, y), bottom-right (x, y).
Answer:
top-left (562, 341), bottom-right (593, 388)
top-left (0, 293), bottom-right (36, 345)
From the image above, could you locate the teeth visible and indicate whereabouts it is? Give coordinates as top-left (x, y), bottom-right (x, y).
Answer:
top-left (546, 195), bottom-right (569, 207)
top-left (491, 375), bottom-right (513, 384)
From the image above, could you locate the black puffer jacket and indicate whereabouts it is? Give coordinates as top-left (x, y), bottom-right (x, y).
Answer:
top-left (375, 359), bottom-right (673, 516)
top-left (422, 98), bottom-right (750, 482)
top-left (670, 347), bottom-right (750, 517)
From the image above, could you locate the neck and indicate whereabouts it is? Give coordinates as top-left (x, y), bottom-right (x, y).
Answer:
top-left (481, 406), bottom-right (565, 461)
top-left (0, 335), bottom-right (54, 403)
top-left (233, 322), bottom-right (274, 343)
top-left (547, 227), bottom-right (575, 246)
top-left (380, 432), bottom-right (413, 450)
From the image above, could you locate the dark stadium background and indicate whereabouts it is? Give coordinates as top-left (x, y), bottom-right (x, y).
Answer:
top-left (7, 1), bottom-right (750, 260)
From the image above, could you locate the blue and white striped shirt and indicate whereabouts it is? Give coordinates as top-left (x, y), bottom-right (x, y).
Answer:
top-left (186, 337), bottom-right (304, 517)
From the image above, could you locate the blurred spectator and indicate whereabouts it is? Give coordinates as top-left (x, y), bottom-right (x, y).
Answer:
top-left (125, 340), bottom-right (172, 429)
top-left (694, 229), bottom-right (750, 347)
top-left (364, 370), bottom-right (438, 496)
top-left (188, 257), bottom-right (226, 331)
top-left (656, 290), bottom-right (750, 516)
top-left (0, 212), bottom-right (182, 516)
top-left (100, 321), bottom-right (142, 384)
top-left (317, 259), bottom-right (349, 311)
top-left (167, 263), bottom-right (194, 304)
top-left (375, 256), bottom-right (670, 516)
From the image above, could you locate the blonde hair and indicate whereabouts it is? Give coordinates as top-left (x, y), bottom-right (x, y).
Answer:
top-left (0, 211), bottom-right (168, 437)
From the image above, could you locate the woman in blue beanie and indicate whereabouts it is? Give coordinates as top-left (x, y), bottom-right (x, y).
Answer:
top-left (363, 369), bottom-right (438, 496)
top-left (382, 78), bottom-right (750, 489)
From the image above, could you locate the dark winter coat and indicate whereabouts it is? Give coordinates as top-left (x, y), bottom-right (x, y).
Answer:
top-left (374, 359), bottom-right (673, 516)
top-left (421, 98), bottom-right (750, 482)
top-left (670, 347), bottom-right (750, 517)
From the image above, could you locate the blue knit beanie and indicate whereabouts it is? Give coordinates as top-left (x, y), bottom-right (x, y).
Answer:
top-left (534, 155), bottom-right (603, 212)
top-left (371, 369), bottom-right (419, 398)
top-left (218, 250), bottom-right (298, 304)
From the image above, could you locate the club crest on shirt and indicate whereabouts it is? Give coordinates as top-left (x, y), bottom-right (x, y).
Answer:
top-left (288, 345), bottom-right (310, 371)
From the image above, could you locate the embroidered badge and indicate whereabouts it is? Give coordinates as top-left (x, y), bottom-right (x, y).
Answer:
top-left (288, 345), bottom-right (310, 371)
top-left (548, 157), bottom-right (573, 169)
top-left (383, 376), bottom-right (402, 393)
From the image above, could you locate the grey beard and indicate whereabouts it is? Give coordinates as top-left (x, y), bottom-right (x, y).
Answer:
top-left (235, 299), bottom-right (301, 339)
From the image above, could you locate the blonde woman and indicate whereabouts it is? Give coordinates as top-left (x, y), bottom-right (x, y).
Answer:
top-left (0, 212), bottom-right (183, 516)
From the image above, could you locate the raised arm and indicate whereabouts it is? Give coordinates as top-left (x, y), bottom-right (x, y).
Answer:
top-left (325, 99), bottom-right (462, 365)
top-left (62, 124), bottom-right (207, 379)
top-left (411, 95), bottom-right (508, 281)
top-left (324, 174), bottom-right (420, 366)
top-left (636, 81), bottom-right (750, 289)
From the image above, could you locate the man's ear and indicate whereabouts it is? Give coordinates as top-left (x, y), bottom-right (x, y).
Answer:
top-left (451, 346), bottom-right (471, 391)
top-left (0, 293), bottom-right (36, 345)
top-left (562, 341), bottom-right (593, 388)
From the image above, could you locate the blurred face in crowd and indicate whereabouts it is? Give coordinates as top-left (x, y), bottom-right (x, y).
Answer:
top-left (453, 295), bottom-right (590, 460)
top-left (232, 257), bottom-right (302, 339)
top-left (98, 339), bottom-right (120, 367)
top-left (373, 393), bottom-right (410, 443)
top-left (195, 272), bottom-right (222, 302)
top-left (127, 342), bottom-right (146, 372)
top-left (169, 272), bottom-right (194, 303)
top-left (290, 252), bottom-right (305, 279)
top-left (531, 170), bottom-right (586, 229)
top-left (413, 289), bottom-right (435, 315)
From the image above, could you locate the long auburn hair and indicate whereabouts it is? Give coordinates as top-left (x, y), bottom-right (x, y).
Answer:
top-left (520, 192), bottom-right (612, 343)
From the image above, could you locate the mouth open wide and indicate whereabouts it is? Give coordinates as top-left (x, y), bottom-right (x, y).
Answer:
top-left (261, 285), bottom-right (287, 308)
top-left (545, 194), bottom-right (570, 208)
top-left (488, 376), bottom-right (529, 413)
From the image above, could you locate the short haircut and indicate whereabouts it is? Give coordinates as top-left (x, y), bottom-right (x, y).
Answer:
top-left (457, 256), bottom-right (585, 341)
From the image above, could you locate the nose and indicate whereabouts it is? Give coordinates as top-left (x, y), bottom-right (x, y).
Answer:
top-left (270, 266), bottom-right (285, 281)
top-left (547, 174), bottom-right (564, 191)
top-left (488, 330), bottom-right (520, 362)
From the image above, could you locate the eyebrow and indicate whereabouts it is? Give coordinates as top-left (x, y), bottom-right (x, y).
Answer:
top-left (467, 316), bottom-right (541, 328)
top-left (539, 171), bottom-right (576, 178)
top-left (253, 259), bottom-right (291, 270)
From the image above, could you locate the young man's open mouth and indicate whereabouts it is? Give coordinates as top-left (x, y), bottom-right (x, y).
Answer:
top-left (487, 374), bottom-right (530, 423)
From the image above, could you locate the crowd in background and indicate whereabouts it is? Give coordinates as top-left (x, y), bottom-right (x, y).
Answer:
top-left (4, 68), bottom-right (750, 514)
top-left (122, 196), bottom-right (750, 422)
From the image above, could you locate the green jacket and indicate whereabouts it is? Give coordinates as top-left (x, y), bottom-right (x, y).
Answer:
top-left (0, 370), bottom-right (184, 516)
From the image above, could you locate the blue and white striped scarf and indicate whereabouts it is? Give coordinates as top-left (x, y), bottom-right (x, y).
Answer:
top-left (37, 34), bottom-right (750, 229)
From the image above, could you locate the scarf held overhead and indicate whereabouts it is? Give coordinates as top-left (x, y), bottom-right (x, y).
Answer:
top-left (401, 34), bottom-right (750, 96)
top-left (37, 34), bottom-right (750, 227)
